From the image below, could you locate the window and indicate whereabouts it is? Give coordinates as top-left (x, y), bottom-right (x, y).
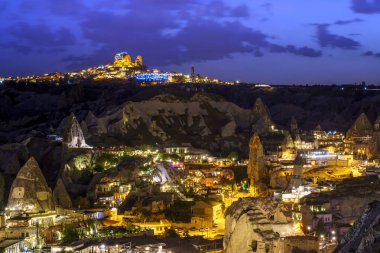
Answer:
top-left (251, 241), bottom-right (258, 252)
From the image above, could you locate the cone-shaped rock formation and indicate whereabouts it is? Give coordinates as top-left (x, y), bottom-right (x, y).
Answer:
top-left (251, 98), bottom-right (274, 134)
top-left (53, 178), bottom-right (72, 209)
top-left (7, 157), bottom-right (54, 213)
top-left (63, 113), bottom-right (91, 148)
top-left (346, 113), bottom-right (373, 138)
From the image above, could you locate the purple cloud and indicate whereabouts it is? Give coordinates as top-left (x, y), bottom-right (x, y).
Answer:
top-left (335, 18), bottom-right (363, 25)
top-left (197, 0), bottom-right (250, 18)
top-left (47, 0), bottom-right (87, 16)
top-left (66, 0), bottom-right (323, 70)
top-left (351, 0), bottom-right (380, 14)
top-left (3, 23), bottom-right (76, 54)
top-left (363, 51), bottom-right (380, 58)
top-left (316, 25), bottom-right (361, 50)
top-left (270, 44), bottom-right (322, 57)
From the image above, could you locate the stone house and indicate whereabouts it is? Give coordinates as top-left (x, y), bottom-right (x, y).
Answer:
top-left (191, 200), bottom-right (223, 228)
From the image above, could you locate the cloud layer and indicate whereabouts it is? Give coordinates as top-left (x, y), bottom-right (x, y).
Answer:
top-left (0, 0), bottom-right (379, 84)
top-left (351, 0), bottom-right (380, 14)
top-left (316, 24), bottom-right (361, 50)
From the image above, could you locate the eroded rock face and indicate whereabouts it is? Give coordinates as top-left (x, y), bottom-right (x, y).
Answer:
top-left (369, 117), bottom-right (380, 158)
top-left (290, 116), bottom-right (299, 136)
top-left (251, 98), bottom-right (274, 134)
top-left (369, 131), bottom-right (380, 159)
top-left (0, 143), bottom-right (28, 175)
top-left (247, 133), bottom-right (266, 186)
top-left (346, 113), bottom-right (373, 138)
top-left (221, 121), bottom-right (237, 138)
top-left (7, 157), bottom-right (54, 213)
top-left (63, 113), bottom-right (90, 148)
top-left (90, 93), bottom-right (252, 152)
top-left (334, 201), bottom-right (380, 253)
top-left (53, 178), bottom-right (72, 209)
top-left (374, 116), bottom-right (380, 131)
top-left (224, 198), bottom-right (281, 253)
top-left (282, 134), bottom-right (295, 149)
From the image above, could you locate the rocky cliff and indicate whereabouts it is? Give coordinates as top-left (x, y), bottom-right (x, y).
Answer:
top-left (2, 84), bottom-right (380, 151)
top-left (334, 201), bottom-right (380, 253)
top-left (247, 133), bottom-right (266, 191)
top-left (81, 93), bottom-right (256, 153)
top-left (251, 98), bottom-right (274, 134)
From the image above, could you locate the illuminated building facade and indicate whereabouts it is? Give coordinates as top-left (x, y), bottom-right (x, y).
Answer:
top-left (129, 72), bottom-right (170, 82)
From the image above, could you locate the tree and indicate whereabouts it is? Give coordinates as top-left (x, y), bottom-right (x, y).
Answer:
top-left (227, 151), bottom-right (238, 161)
top-left (165, 201), bottom-right (192, 223)
top-left (95, 153), bottom-right (119, 170)
top-left (76, 196), bottom-right (89, 209)
top-left (163, 227), bottom-right (179, 238)
top-left (315, 219), bottom-right (326, 236)
top-left (139, 145), bottom-right (153, 151)
top-left (62, 225), bottom-right (79, 242)
top-left (185, 187), bottom-right (196, 197)
top-left (220, 177), bottom-right (234, 190)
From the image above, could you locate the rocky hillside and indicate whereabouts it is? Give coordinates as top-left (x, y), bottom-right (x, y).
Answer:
top-left (334, 200), bottom-right (380, 253)
top-left (79, 93), bottom-right (258, 153)
top-left (2, 83), bottom-right (380, 152)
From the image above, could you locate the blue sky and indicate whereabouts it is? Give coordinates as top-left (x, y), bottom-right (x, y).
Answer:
top-left (0, 0), bottom-right (379, 84)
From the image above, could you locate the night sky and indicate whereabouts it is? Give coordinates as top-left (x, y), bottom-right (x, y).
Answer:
top-left (0, 0), bottom-right (379, 84)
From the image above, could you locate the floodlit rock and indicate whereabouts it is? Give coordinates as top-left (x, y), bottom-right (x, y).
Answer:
top-left (369, 131), bottom-right (380, 158)
top-left (334, 201), bottom-right (380, 253)
top-left (224, 198), bottom-right (281, 253)
top-left (282, 134), bottom-right (295, 149)
top-left (152, 163), bottom-right (171, 184)
top-left (7, 157), bottom-right (54, 213)
top-left (251, 98), bottom-right (274, 134)
top-left (294, 134), bottom-right (302, 146)
top-left (80, 120), bottom-right (89, 138)
top-left (63, 113), bottom-right (91, 149)
top-left (135, 55), bottom-right (143, 66)
top-left (113, 52), bottom-right (132, 68)
top-left (53, 178), bottom-right (72, 209)
top-left (288, 154), bottom-right (304, 189)
top-left (247, 133), bottom-right (266, 186)
top-left (113, 52), bottom-right (144, 68)
top-left (346, 113), bottom-right (373, 138)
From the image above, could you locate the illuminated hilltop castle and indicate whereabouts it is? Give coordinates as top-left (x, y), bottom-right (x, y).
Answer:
top-left (113, 52), bottom-right (144, 68)
top-left (7, 51), bottom-right (225, 84)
